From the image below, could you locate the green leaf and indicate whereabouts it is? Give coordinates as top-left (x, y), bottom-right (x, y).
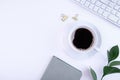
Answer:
top-left (108, 45), bottom-right (119, 63)
top-left (109, 61), bottom-right (120, 67)
top-left (90, 68), bottom-right (97, 80)
top-left (102, 66), bottom-right (120, 78)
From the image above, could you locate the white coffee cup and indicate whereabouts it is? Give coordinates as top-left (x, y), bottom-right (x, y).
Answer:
top-left (62, 21), bottom-right (102, 60)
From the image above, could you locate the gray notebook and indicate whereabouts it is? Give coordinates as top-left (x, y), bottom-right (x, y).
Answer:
top-left (41, 56), bottom-right (82, 80)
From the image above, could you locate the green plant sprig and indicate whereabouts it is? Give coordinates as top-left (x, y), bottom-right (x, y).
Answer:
top-left (90, 45), bottom-right (120, 80)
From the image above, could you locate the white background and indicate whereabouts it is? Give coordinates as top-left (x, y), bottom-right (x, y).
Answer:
top-left (0, 0), bottom-right (120, 80)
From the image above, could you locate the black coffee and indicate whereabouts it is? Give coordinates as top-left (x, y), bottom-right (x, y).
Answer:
top-left (72, 28), bottom-right (94, 50)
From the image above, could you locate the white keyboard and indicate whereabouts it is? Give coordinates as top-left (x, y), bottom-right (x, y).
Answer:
top-left (74, 0), bottom-right (120, 27)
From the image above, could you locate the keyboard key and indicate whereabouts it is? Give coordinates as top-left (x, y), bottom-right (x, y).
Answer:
top-left (108, 14), bottom-right (119, 22)
top-left (114, 5), bottom-right (120, 10)
top-left (116, 12), bottom-right (120, 17)
top-left (91, 0), bottom-right (97, 4)
top-left (85, 1), bottom-right (90, 7)
top-left (111, 10), bottom-right (117, 15)
top-left (89, 4), bottom-right (94, 9)
top-left (76, 0), bottom-right (81, 2)
top-left (108, 2), bottom-right (115, 8)
top-left (100, 0), bottom-right (110, 5)
top-left (118, 20), bottom-right (120, 25)
top-left (80, 0), bottom-right (86, 4)
top-left (98, 8), bottom-right (104, 14)
top-left (111, 0), bottom-right (118, 3)
top-left (86, 0), bottom-right (91, 1)
top-left (93, 6), bottom-right (99, 12)
top-left (95, 1), bottom-right (102, 6)
top-left (103, 11), bottom-right (110, 17)
top-left (117, 1), bottom-right (120, 5)
top-left (106, 7), bottom-right (112, 12)
top-left (101, 4), bottom-right (106, 9)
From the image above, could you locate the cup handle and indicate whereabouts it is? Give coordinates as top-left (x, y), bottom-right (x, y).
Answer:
top-left (94, 47), bottom-right (100, 52)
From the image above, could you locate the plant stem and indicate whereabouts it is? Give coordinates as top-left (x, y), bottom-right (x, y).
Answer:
top-left (101, 77), bottom-right (103, 80)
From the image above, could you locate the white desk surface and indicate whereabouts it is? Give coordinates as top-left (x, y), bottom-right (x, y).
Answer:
top-left (0, 0), bottom-right (120, 80)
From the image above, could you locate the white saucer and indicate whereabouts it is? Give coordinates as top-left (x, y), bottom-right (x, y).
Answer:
top-left (103, 73), bottom-right (120, 80)
top-left (60, 21), bottom-right (102, 60)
